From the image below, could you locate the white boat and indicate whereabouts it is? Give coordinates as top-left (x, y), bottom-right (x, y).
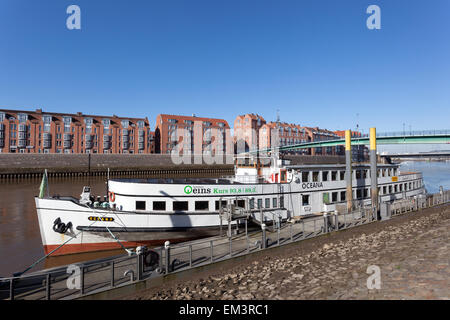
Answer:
top-left (35, 153), bottom-right (426, 256)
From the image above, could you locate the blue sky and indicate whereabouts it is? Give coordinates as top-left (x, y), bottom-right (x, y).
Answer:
top-left (0, 0), bottom-right (449, 133)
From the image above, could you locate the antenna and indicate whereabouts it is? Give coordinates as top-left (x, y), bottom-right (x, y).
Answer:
top-left (356, 113), bottom-right (359, 132)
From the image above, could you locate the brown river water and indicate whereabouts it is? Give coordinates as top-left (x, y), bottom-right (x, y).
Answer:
top-left (0, 173), bottom-right (219, 277)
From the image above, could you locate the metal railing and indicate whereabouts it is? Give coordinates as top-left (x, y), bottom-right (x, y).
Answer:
top-left (1, 189), bottom-right (449, 300)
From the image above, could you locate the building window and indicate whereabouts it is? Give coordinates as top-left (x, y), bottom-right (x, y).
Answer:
top-left (340, 191), bottom-right (346, 201)
top-left (272, 197), bottom-right (277, 208)
top-left (265, 198), bottom-right (270, 208)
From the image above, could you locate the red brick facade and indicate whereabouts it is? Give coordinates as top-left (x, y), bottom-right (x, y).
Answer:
top-left (0, 109), bottom-right (152, 154)
top-left (155, 114), bottom-right (231, 155)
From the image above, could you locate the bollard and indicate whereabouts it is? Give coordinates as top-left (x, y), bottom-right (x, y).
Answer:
top-left (164, 241), bottom-right (170, 274)
top-left (136, 246), bottom-right (147, 281)
top-left (261, 224), bottom-right (267, 249)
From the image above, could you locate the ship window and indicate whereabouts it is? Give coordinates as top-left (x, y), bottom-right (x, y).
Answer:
top-left (331, 171), bottom-right (337, 181)
top-left (153, 201), bottom-right (166, 211)
top-left (195, 201), bottom-right (209, 211)
top-left (272, 198), bottom-right (277, 208)
top-left (363, 188), bottom-right (368, 198)
top-left (249, 199), bottom-right (255, 209)
top-left (280, 170), bottom-right (286, 182)
top-left (332, 192), bottom-right (338, 203)
top-left (323, 192), bottom-right (330, 204)
top-left (356, 189), bottom-right (363, 199)
top-left (312, 171), bottom-right (319, 182)
top-left (363, 170), bottom-right (368, 179)
top-left (257, 199), bottom-right (262, 209)
top-left (173, 201), bottom-right (188, 211)
top-left (394, 185), bottom-right (398, 193)
top-left (265, 198), bottom-right (270, 208)
top-left (340, 171), bottom-right (345, 180)
top-left (389, 185), bottom-right (393, 193)
top-left (302, 195), bottom-right (310, 206)
top-left (280, 196), bottom-right (284, 208)
top-left (383, 186), bottom-right (387, 194)
top-left (322, 171), bottom-right (328, 182)
top-left (302, 171), bottom-right (309, 182)
top-left (234, 200), bottom-right (245, 208)
top-left (215, 200), bottom-right (226, 210)
top-left (340, 191), bottom-right (346, 201)
top-left (356, 170), bottom-right (362, 180)
top-left (136, 201), bottom-right (146, 210)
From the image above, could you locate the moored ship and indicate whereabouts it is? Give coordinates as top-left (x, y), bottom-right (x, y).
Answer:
top-left (35, 153), bottom-right (426, 256)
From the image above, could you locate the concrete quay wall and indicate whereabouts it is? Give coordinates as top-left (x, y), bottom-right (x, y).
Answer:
top-left (0, 154), bottom-right (345, 179)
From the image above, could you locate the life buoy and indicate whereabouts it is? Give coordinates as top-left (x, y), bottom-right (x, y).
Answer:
top-left (109, 191), bottom-right (115, 202)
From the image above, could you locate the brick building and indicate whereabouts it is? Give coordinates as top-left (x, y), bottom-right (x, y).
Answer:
top-left (154, 114), bottom-right (231, 155)
top-left (233, 113), bottom-right (266, 152)
top-left (259, 122), bottom-right (309, 155)
top-left (0, 108), bottom-right (153, 154)
top-left (303, 126), bottom-right (341, 156)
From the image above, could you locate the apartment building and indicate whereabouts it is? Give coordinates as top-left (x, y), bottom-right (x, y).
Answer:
top-left (303, 127), bottom-right (341, 156)
top-left (154, 114), bottom-right (230, 155)
top-left (233, 113), bottom-right (266, 152)
top-left (259, 122), bottom-right (309, 155)
top-left (0, 108), bottom-right (153, 154)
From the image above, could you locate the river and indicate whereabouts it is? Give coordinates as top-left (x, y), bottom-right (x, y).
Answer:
top-left (0, 161), bottom-right (449, 276)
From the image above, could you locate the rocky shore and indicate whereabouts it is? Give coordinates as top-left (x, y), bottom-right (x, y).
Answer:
top-left (125, 204), bottom-right (449, 300)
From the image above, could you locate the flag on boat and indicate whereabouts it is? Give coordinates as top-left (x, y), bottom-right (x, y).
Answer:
top-left (39, 169), bottom-right (48, 199)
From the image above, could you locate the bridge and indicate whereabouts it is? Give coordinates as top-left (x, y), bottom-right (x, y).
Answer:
top-left (379, 151), bottom-right (450, 159)
top-left (249, 130), bottom-right (450, 154)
